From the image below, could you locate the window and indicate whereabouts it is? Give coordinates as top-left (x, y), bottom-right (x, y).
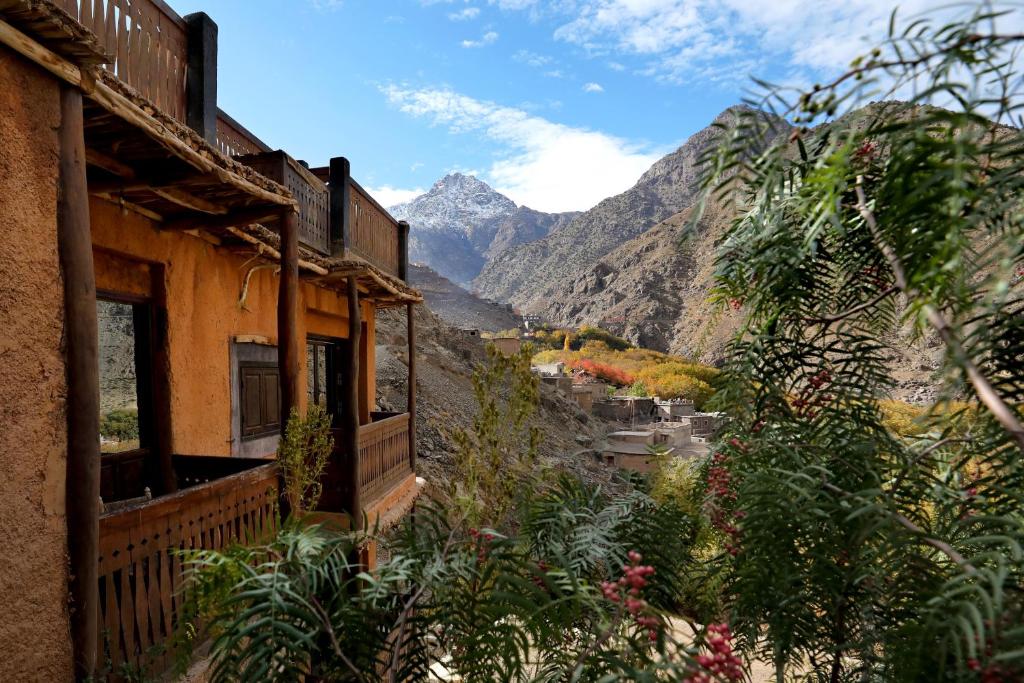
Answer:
top-left (307, 337), bottom-right (344, 423)
top-left (98, 299), bottom-right (152, 453)
top-left (98, 296), bottom-right (156, 501)
top-left (240, 362), bottom-right (281, 440)
top-left (307, 340), bottom-right (330, 408)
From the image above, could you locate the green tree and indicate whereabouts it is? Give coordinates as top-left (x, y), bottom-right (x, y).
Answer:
top-left (697, 6), bottom-right (1024, 680)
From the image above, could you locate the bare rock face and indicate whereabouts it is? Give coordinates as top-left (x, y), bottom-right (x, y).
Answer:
top-left (408, 264), bottom-right (520, 332)
top-left (471, 105), bottom-right (789, 308)
top-left (389, 173), bottom-right (575, 288)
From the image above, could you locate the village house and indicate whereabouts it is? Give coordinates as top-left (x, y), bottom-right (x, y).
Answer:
top-left (0, 1), bottom-right (423, 679)
top-left (599, 422), bottom-right (695, 473)
top-left (490, 335), bottom-right (522, 356)
top-left (656, 397), bottom-right (696, 420)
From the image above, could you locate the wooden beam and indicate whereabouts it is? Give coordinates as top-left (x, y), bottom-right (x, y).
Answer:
top-left (59, 86), bottom-right (100, 681)
top-left (161, 207), bottom-right (279, 232)
top-left (85, 148), bottom-right (134, 177)
top-left (278, 209), bottom-right (300, 433)
top-left (91, 193), bottom-right (164, 222)
top-left (0, 17), bottom-right (83, 87)
top-left (151, 187), bottom-right (227, 215)
top-left (344, 276), bottom-right (362, 521)
top-left (91, 184), bottom-right (227, 215)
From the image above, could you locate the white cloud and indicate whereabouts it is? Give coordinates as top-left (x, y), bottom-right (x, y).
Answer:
top-left (461, 30), bottom-right (499, 48)
top-left (448, 7), bottom-right (480, 20)
top-left (410, 161), bottom-right (425, 172)
top-left (500, 1), bottom-right (1024, 87)
top-left (365, 185), bottom-right (426, 207)
top-left (381, 85), bottom-right (662, 212)
top-left (513, 49), bottom-right (553, 67)
top-left (582, 82), bottom-right (604, 93)
top-left (543, 69), bottom-right (564, 79)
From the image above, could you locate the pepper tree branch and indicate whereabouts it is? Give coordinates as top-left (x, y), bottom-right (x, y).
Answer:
top-left (854, 176), bottom-right (1024, 454)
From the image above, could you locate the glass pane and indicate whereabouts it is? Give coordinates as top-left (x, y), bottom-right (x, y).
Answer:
top-left (316, 345), bottom-right (327, 407)
top-left (306, 343), bottom-right (316, 405)
top-left (98, 300), bottom-right (140, 453)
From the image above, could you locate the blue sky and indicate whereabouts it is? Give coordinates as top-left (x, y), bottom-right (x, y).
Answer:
top-left (169, 0), bottom-right (952, 212)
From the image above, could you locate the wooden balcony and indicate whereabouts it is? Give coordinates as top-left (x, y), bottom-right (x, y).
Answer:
top-left (320, 412), bottom-right (416, 516)
top-left (96, 457), bottom-right (279, 678)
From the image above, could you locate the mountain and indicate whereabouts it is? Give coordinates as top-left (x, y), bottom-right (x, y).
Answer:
top-left (408, 264), bottom-right (521, 332)
top-left (472, 105), bottom-right (789, 307)
top-left (389, 173), bottom-right (576, 287)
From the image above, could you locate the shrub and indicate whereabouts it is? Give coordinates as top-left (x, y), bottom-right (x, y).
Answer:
top-left (569, 358), bottom-right (635, 386)
top-left (277, 404), bottom-right (333, 514)
top-left (100, 408), bottom-right (139, 441)
top-left (575, 325), bottom-right (632, 351)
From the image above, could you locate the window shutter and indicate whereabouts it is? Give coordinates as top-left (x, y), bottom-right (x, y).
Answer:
top-left (240, 363), bottom-right (280, 439)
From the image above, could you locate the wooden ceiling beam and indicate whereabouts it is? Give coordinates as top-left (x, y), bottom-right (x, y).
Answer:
top-left (161, 207), bottom-right (281, 232)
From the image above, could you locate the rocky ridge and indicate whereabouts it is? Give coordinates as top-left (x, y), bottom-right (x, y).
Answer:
top-left (389, 173), bottom-right (575, 288)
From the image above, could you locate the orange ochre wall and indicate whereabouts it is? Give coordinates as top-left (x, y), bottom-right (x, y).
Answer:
top-left (0, 48), bottom-right (74, 682)
top-left (89, 198), bottom-right (377, 458)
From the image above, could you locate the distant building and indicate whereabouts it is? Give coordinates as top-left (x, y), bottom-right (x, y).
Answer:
top-left (593, 396), bottom-right (657, 424)
top-left (491, 337), bottom-right (522, 356)
top-left (688, 412), bottom-right (727, 436)
top-left (533, 361), bottom-right (566, 376)
top-left (656, 398), bottom-right (695, 420)
top-left (541, 375), bottom-right (573, 395)
top-left (599, 422), bottom-right (694, 473)
top-left (571, 386), bottom-right (595, 413)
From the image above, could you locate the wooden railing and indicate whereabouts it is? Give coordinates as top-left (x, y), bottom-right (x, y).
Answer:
top-left (358, 412), bottom-right (411, 504)
top-left (236, 151), bottom-right (331, 254)
top-left (54, 0), bottom-right (188, 121)
top-left (349, 179), bottom-right (401, 275)
top-left (96, 462), bottom-right (279, 678)
top-left (215, 109), bottom-right (270, 158)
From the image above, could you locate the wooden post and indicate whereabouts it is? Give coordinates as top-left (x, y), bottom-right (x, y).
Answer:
top-left (184, 13), bottom-right (218, 144)
top-left (329, 157), bottom-right (351, 256)
top-left (407, 301), bottom-right (417, 473)
top-left (59, 86), bottom-right (100, 681)
top-left (397, 220), bottom-right (410, 282)
top-left (344, 277), bottom-right (362, 521)
top-left (278, 208), bottom-right (300, 430)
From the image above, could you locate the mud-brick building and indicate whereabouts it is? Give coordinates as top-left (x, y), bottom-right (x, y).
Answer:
top-left (0, 1), bottom-right (422, 679)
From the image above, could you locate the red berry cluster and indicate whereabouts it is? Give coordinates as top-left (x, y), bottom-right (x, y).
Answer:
top-left (728, 298), bottom-right (743, 311)
top-left (854, 140), bottom-right (878, 162)
top-left (859, 265), bottom-right (887, 289)
top-left (706, 451), bottom-right (742, 556)
top-left (791, 369), bottom-right (833, 419)
top-left (468, 527), bottom-right (495, 565)
top-left (968, 656), bottom-right (1019, 682)
top-left (684, 623), bottom-right (744, 683)
top-left (599, 550), bottom-right (662, 641)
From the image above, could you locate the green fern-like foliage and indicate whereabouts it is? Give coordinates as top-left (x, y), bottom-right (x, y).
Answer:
top-left (695, 5), bottom-right (1024, 680)
top-left (185, 477), bottom-right (717, 682)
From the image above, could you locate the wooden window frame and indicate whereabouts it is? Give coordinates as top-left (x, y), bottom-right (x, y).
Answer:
top-left (97, 291), bottom-right (157, 501)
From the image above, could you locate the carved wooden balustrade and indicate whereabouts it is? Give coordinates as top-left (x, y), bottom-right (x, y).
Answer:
top-left (53, 0), bottom-right (188, 121)
top-left (358, 412), bottom-right (412, 504)
top-left (96, 460), bottom-right (279, 679)
top-left (348, 179), bottom-right (402, 276)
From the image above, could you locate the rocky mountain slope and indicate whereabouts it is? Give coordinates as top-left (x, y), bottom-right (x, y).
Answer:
top-left (389, 173), bottom-right (576, 287)
top-left (373, 305), bottom-right (612, 488)
top-left (472, 105), bottom-right (788, 307)
top-left (408, 264), bottom-right (521, 332)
